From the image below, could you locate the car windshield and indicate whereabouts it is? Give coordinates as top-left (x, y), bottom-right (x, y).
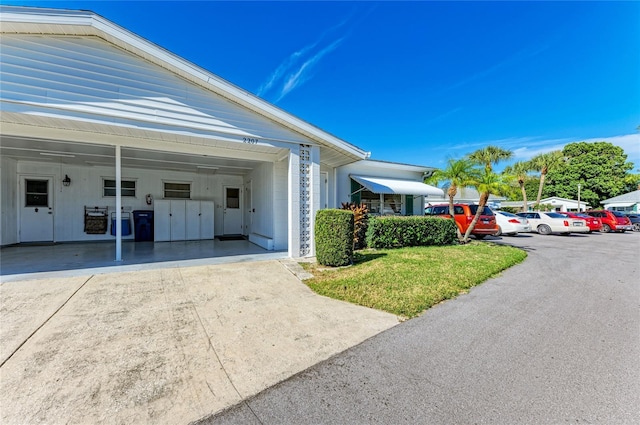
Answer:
top-left (546, 212), bottom-right (565, 218)
top-left (612, 211), bottom-right (626, 217)
top-left (574, 213), bottom-right (590, 218)
top-left (498, 211), bottom-right (518, 217)
top-left (469, 205), bottom-right (493, 215)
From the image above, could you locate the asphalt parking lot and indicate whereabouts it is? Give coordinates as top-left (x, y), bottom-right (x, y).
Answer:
top-left (203, 230), bottom-right (640, 425)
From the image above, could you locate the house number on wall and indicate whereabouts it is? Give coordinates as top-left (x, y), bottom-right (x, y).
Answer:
top-left (243, 137), bottom-right (259, 144)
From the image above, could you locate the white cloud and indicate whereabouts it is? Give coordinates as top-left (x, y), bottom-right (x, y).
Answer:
top-left (509, 134), bottom-right (640, 163)
top-left (276, 38), bottom-right (345, 102)
top-left (257, 17), bottom-right (350, 102)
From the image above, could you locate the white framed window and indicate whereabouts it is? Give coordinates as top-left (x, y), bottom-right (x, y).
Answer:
top-left (360, 190), bottom-right (403, 215)
top-left (164, 181), bottom-right (191, 199)
top-left (103, 179), bottom-right (136, 197)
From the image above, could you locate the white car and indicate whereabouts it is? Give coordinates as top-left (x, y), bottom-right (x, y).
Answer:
top-left (516, 211), bottom-right (590, 235)
top-left (493, 211), bottom-right (532, 236)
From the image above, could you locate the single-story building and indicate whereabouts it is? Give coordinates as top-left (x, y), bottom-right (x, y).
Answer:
top-left (500, 197), bottom-right (590, 212)
top-left (0, 6), bottom-right (442, 260)
top-left (426, 186), bottom-right (506, 210)
top-left (600, 189), bottom-right (640, 212)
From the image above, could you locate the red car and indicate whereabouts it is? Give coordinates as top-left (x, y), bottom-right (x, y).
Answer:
top-left (584, 210), bottom-right (633, 233)
top-left (425, 203), bottom-right (498, 239)
top-left (558, 212), bottom-right (601, 233)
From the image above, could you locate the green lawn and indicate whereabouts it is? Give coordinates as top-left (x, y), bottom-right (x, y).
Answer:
top-left (302, 242), bottom-right (527, 319)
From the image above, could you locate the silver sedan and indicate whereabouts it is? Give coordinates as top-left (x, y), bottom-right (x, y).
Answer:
top-left (516, 211), bottom-right (590, 235)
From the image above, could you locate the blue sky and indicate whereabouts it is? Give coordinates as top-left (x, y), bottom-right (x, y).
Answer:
top-left (5, 1), bottom-right (640, 170)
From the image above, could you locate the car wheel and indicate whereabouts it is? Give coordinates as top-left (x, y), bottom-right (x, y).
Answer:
top-left (601, 224), bottom-right (611, 233)
top-left (538, 224), bottom-right (552, 235)
top-left (494, 226), bottom-right (503, 237)
top-left (634, 223), bottom-right (640, 232)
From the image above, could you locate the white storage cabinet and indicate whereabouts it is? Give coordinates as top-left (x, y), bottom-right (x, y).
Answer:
top-left (154, 200), bottom-right (214, 242)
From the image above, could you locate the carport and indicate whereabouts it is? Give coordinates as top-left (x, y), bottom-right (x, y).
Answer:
top-left (1, 7), bottom-right (370, 263)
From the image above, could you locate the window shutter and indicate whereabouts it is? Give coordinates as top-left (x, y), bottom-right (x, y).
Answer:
top-left (350, 179), bottom-right (361, 204)
top-left (405, 195), bottom-right (414, 216)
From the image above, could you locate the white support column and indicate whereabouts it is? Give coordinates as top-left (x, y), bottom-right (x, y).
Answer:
top-left (115, 145), bottom-right (122, 262)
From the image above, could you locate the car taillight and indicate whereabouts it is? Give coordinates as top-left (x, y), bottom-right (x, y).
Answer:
top-left (508, 219), bottom-right (519, 223)
top-left (563, 220), bottom-right (569, 226)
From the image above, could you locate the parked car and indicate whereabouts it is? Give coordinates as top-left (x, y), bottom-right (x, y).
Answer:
top-left (584, 210), bottom-right (633, 233)
top-left (624, 213), bottom-right (640, 232)
top-left (557, 212), bottom-right (601, 233)
top-left (516, 211), bottom-right (590, 235)
top-left (493, 210), bottom-right (532, 236)
top-left (425, 203), bottom-right (498, 239)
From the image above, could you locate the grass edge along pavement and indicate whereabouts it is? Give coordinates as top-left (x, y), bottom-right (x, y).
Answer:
top-left (301, 242), bottom-right (527, 319)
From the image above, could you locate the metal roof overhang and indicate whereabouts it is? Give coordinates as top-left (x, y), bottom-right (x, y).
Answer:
top-left (350, 175), bottom-right (444, 197)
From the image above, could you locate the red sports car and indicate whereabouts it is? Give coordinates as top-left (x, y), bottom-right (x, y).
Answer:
top-left (558, 212), bottom-right (601, 233)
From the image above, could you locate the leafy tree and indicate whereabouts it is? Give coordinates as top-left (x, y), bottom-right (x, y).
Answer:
top-left (426, 158), bottom-right (476, 240)
top-left (503, 161), bottom-right (533, 212)
top-left (529, 150), bottom-right (565, 209)
top-left (543, 142), bottom-right (634, 208)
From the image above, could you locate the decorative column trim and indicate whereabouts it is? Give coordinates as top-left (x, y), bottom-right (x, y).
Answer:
top-left (299, 144), bottom-right (312, 256)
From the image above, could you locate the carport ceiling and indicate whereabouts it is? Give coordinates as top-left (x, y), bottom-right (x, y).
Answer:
top-left (0, 136), bottom-right (276, 175)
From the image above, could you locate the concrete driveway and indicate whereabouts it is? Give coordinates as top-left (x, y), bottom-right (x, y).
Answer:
top-left (0, 260), bottom-right (399, 424)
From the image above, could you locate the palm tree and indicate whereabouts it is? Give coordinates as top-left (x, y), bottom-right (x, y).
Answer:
top-left (426, 158), bottom-right (476, 240)
top-left (461, 146), bottom-right (513, 243)
top-left (503, 161), bottom-right (532, 212)
top-left (529, 150), bottom-right (565, 209)
top-left (462, 169), bottom-right (509, 243)
top-left (467, 145), bottom-right (513, 172)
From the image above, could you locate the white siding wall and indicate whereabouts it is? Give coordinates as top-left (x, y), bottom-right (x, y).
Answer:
top-left (12, 160), bottom-right (243, 242)
top-left (273, 157), bottom-right (289, 251)
top-left (0, 156), bottom-right (18, 245)
top-left (246, 162), bottom-right (274, 239)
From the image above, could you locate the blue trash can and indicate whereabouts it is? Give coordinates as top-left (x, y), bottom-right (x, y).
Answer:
top-left (133, 210), bottom-right (154, 241)
top-left (110, 212), bottom-right (131, 236)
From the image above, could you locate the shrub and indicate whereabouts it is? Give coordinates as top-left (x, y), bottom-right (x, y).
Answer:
top-left (341, 202), bottom-right (369, 250)
top-left (315, 209), bottom-right (355, 266)
top-left (366, 216), bottom-right (456, 249)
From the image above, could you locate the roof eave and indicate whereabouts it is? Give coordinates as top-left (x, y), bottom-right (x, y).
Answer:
top-left (0, 6), bottom-right (368, 162)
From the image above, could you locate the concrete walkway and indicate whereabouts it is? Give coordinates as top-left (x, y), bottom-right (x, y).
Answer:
top-left (0, 260), bottom-right (399, 424)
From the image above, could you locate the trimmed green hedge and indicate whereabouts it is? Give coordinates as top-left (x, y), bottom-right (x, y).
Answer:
top-left (366, 216), bottom-right (457, 249)
top-left (315, 209), bottom-right (355, 266)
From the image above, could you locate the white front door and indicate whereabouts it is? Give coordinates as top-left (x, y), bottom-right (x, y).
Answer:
top-left (223, 186), bottom-right (243, 235)
top-left (20, 176), bottom-right (54, 242)
top-left (320, 172), bottom-right (329, 209)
